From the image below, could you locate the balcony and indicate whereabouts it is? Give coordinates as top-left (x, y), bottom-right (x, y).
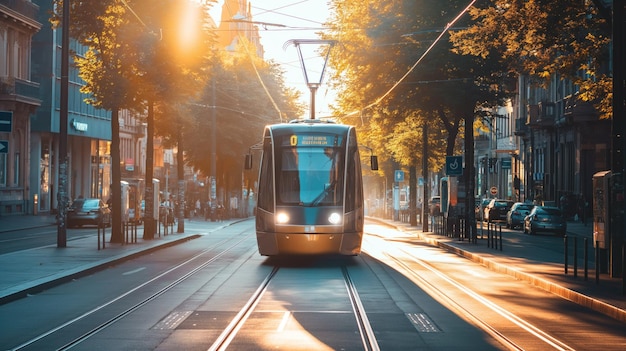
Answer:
top-left (0, 76), bottom-right (41, 107)
top-left (558, 94), bottom-right (598, 125)
top-left (514, 118), bottom-right (528, 137)
top-left (526, 101), bottom-right (555, 128)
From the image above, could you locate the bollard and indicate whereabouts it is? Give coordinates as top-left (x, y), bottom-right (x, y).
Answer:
top-left (595, 241), bottom-right (600, 284)
top-left (499, 224), bottom-right (503, 251)
top-left (623, 244), bottom-right (626, 295)
top-left (573, 237), bottom-right (578, 278)
top-left (564, 235), bottom-right (568, 275)
top-left (98, 220), bottom-right (106, 250)
top-left (583, 238), bottom-right (589, 280)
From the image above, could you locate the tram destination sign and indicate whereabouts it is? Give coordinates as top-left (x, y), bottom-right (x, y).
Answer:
top-left (287, 134), bottom-right (339, 146)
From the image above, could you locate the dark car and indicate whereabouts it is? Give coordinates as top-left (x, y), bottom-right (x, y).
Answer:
top-left (523, 206), bottom-right (567, 236)
top-left (506, 202), bottom-right (534, 229)
top-left (484, 199), bottom-right (514, 223)
top-left (67, 198), bottom-right (111, 228)
top-left (429, 196), bottom-right (441, 215)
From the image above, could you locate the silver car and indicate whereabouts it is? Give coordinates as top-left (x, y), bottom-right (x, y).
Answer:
top-left (523, 206), bottom-right (567, 236)
top-left (506, 202), bottom-right (533, 229)
top-left (67, 198), bottom-right (111, 228)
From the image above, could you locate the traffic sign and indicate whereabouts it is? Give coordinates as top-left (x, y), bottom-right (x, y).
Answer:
top-left (445, 156), bottom-right (463, 176)
top-left (0, 140), bottom-right (8, 154)
top-left (490, 186), bottom-right (498, 195)
top-left (394, 170), bottom-right (404, 182)
top-left (0, 111), bottom-right (12, 132)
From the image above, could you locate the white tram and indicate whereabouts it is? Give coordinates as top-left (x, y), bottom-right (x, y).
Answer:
top-left (248, 119), bottom-right (377, 256)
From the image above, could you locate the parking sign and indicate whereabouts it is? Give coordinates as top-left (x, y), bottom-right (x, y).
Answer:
top-left (445, 156), bottom-right (463, 176)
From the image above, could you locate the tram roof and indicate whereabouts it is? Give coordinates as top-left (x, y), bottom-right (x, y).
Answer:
top-left (267, 119), bottom-right (353, 135)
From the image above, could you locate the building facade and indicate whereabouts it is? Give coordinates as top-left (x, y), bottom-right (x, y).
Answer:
top-left (484, 74), bottom-right (611, 221)
top-left (0, 0), bottom-right (41, 215)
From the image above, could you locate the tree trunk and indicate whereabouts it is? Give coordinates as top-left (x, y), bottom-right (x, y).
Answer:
top-left (177, 129), bottom-right (185, 233)
top-left (110, 108), bottom-right (123, 243)
top-left (143, 100), bottom-right (155, 239)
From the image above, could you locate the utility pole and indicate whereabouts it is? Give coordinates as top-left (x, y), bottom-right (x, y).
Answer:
top-left (57, 0), bottom-right (70, 248)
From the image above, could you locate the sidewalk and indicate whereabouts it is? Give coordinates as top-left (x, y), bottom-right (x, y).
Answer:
top-left (372, 216), bottom-right (626, 323)
top-left (1, 215), bottom-right (625, 324)
top-left (0, 215), bottom-right (238, 305)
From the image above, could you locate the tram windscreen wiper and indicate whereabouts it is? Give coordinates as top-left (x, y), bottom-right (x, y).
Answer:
top-left (310, 181), bottom-right (336, 206)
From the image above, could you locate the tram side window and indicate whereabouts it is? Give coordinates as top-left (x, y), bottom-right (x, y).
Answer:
top-left (257, 140), bottom-right (274, 211)
top-left (345, 146), bottom-right (361, 212)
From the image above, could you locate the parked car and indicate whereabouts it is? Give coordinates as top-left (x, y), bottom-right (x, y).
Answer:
top-left (523, 206), bottom-right (567, 236)
top-left (506, 202), bottom-right (534, 229)
top-left (67, 198), bottom-right (111, 228)
top-left (484, 199), bottom-right (514, 223)
top-left (429, 196), bottom-right (441, 215)
top-left (476, 198), bottom-right (491, 221)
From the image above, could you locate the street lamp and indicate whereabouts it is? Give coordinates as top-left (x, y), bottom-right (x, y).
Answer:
top-left (284, 39), bottom-right (336, 120)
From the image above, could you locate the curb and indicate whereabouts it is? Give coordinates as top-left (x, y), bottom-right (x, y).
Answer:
top-left (367, 217), bottom-right (626, 323)
top-left (420, 235), bottom-right (626, 323)
top-left (0, 234), bottom-right (202, 306)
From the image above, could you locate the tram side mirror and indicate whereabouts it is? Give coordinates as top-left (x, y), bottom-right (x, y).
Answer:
top-left (370, 155), bottom-right (378, 171)
top-left (244, 154), bottom-right (253, 170)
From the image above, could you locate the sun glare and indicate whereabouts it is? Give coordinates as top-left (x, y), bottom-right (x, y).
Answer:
top-left (174, 1), bottom-right (202, 58)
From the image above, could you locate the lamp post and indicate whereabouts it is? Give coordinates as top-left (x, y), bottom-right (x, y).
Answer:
top-left (284, 39), bottom-right (335, 120)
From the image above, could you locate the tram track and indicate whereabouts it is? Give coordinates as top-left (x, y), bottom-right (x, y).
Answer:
top-left (208, 263), bottom-right (380, 351)
top-left (362, 228), bottom-right (577, 351)
top-left (9, 228), bottom-right (254, 351)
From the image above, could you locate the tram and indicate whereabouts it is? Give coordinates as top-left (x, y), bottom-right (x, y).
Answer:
top-left (247, 119), bottom-right (377, 256)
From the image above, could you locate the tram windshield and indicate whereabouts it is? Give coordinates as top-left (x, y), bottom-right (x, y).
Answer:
top-left (277, 145), bottom-right (345, 206)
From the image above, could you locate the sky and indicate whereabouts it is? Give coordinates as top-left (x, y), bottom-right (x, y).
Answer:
top-left (209, 0), bottom-right (336, 119)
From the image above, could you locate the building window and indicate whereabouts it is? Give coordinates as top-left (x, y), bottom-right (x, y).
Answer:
top-left (0, 153), bottom-right (6, 187)
top-left (13, 152), bottom-right (19, 186)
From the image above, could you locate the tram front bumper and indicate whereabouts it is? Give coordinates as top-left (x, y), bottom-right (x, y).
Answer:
top-left (257, 231), bottom-right (362, 256)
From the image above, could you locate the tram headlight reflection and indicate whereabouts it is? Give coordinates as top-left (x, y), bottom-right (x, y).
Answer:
top-left (276, 212), bottom-right (290, 224)
top-left (328, 212), bottom-right (342, 224)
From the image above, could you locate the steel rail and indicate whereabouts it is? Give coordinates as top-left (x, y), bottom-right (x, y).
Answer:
top-left (207, 266), bottom-right (280, 351)
top-left (341, 266), bottom-right (380, 351)
top-left (10, 228), bottom-right (253, 351)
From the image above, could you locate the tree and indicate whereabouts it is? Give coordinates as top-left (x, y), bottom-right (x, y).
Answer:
top-left (131, 0), bottom-right (217, 234)
top-left (181, 42), bottom-right (304, 213)
top-left (51, 0), bottom-right (217, 241)
top-left (449, 0), bottom-right (612, 118)
top-left (326, 0), bottom-right (504, 229)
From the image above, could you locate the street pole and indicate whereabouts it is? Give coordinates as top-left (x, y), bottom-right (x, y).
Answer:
top-left (610, 0), bottom-right (625, 279)
top-left (211, 79), bottom-right (217, 211)
top-left (422, 123), bottom-right (429, 232)
top-left (57, 0), bottom-right (70, 248)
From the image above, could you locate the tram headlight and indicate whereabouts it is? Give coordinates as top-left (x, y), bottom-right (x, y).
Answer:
top-left (328, 212), bottom-right (342, 225)
top-left (276, 212), bottom-right (290, 224)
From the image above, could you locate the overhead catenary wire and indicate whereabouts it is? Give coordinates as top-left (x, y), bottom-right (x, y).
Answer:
top-left (341, 0), bottom-right (478, 119)
top-left (224, 0), bottom-right (285, 122)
